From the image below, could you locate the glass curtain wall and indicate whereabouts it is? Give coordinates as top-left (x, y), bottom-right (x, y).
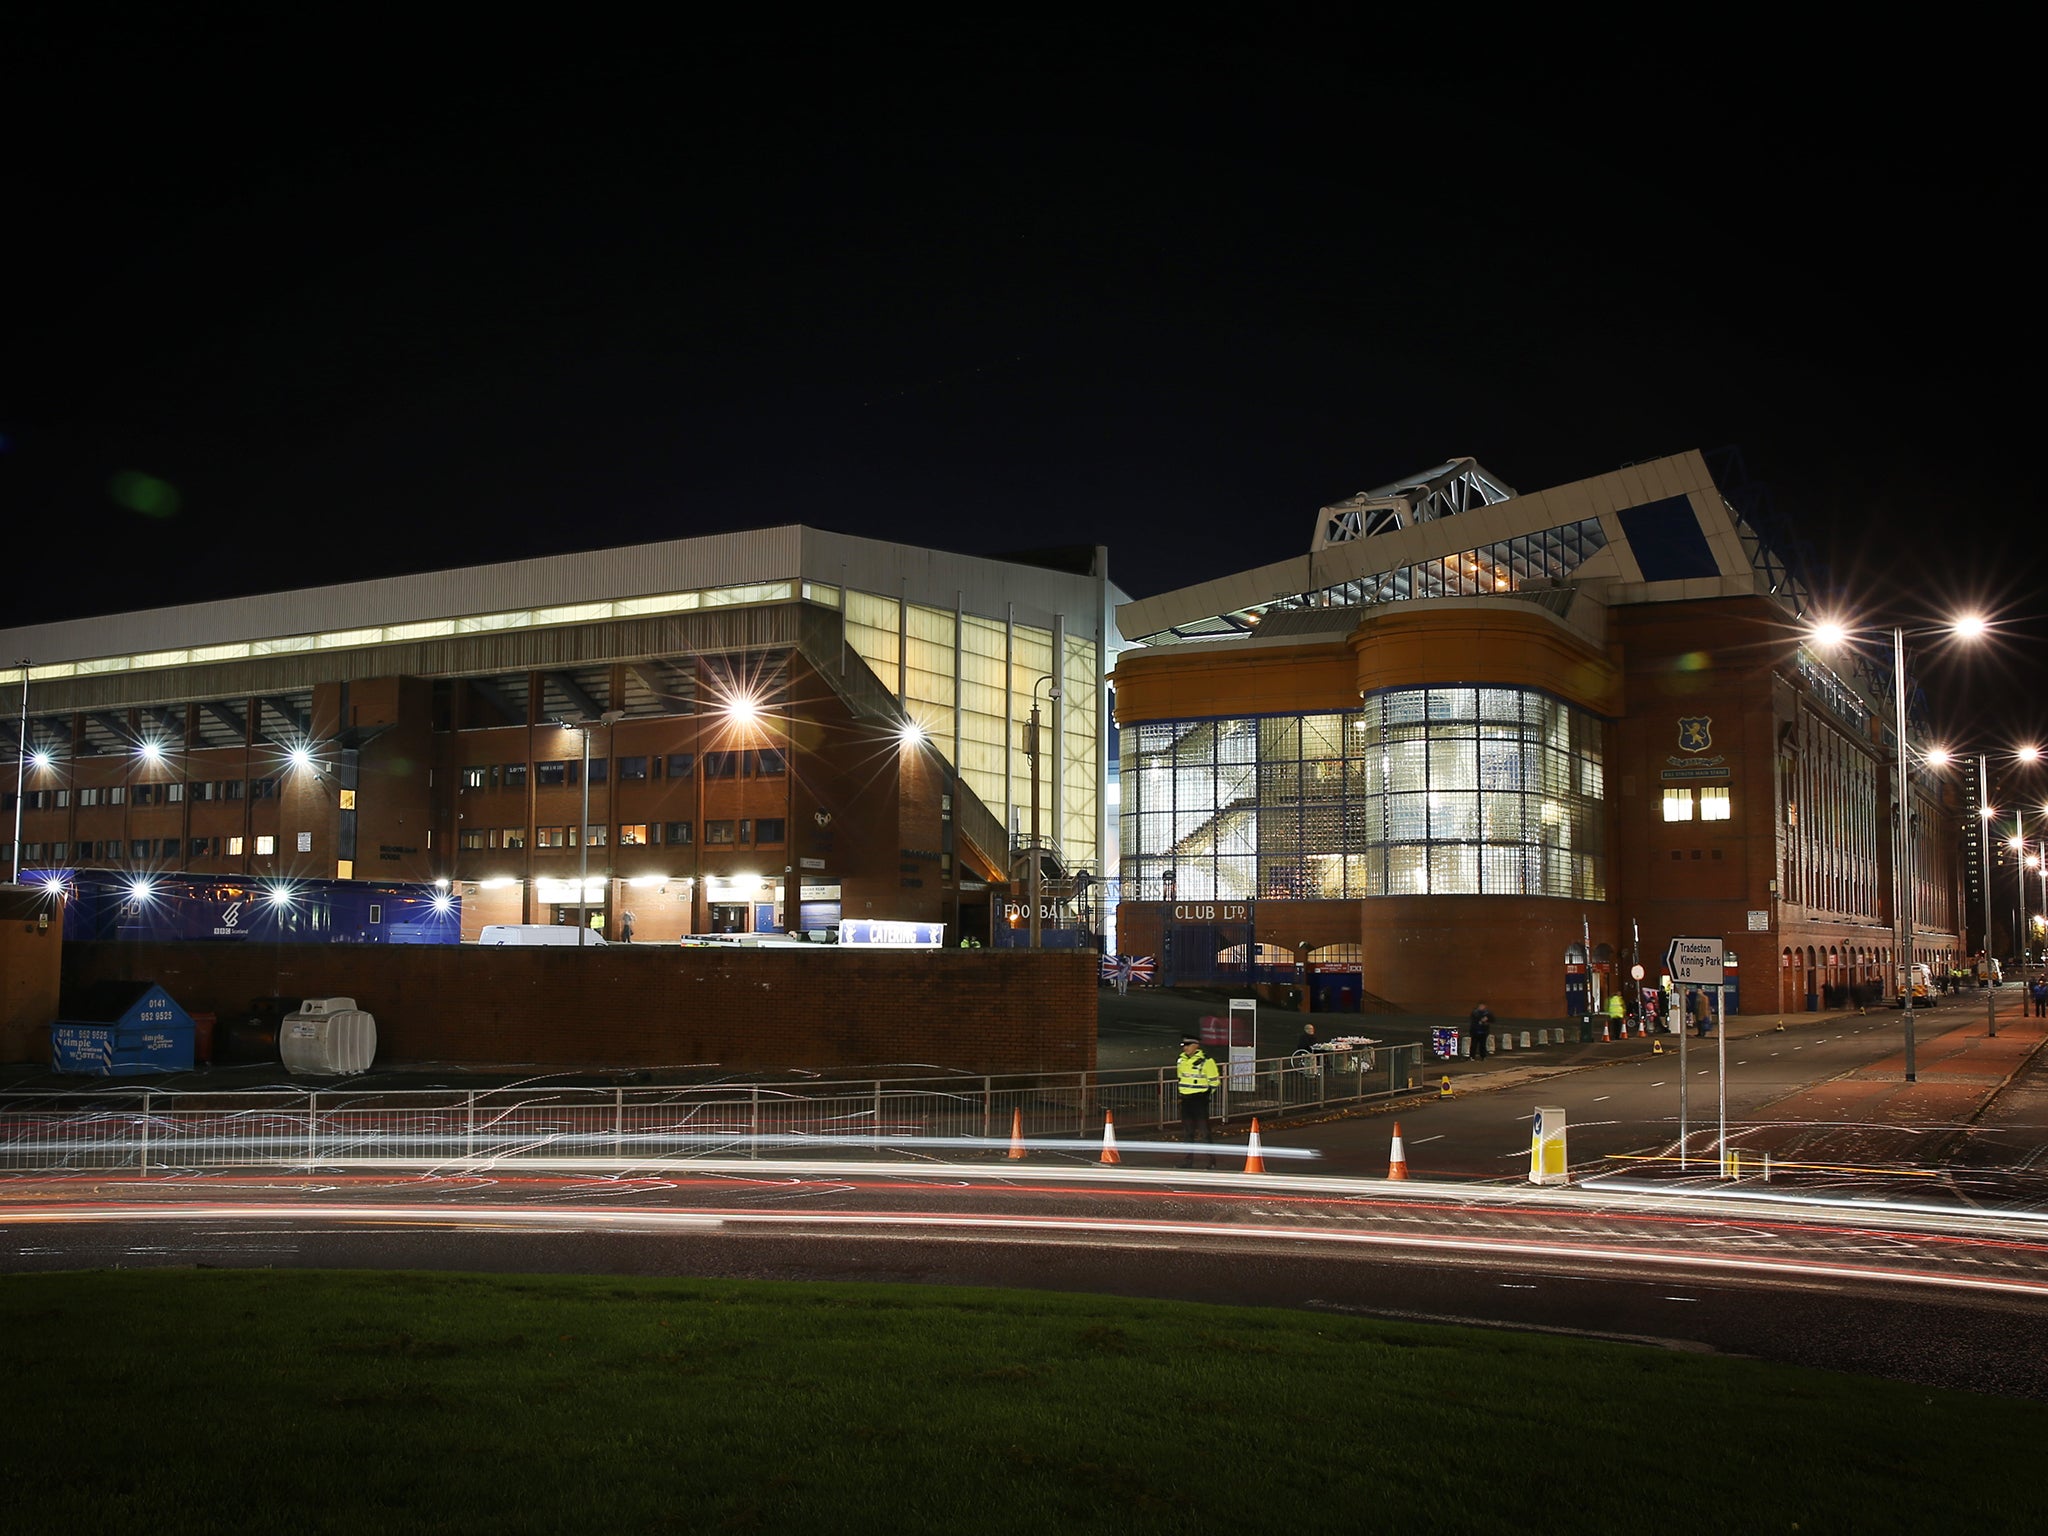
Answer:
top-left (1122, 686), bottom-right (1604, 902)
top-left (840, 593), bottom-right (1099, 873)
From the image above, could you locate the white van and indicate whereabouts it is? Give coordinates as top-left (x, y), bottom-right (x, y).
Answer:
top-left (478, 924), bottom-right (608, 947)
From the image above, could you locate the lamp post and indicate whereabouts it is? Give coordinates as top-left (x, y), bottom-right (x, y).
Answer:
top-left (1024, 675), bottom-right (1061, 949)
top-left (10, 659), bottom-right (28, 884)
top-left (1814, 614), bottom-right (1989, 1083)
top-left (1981, 756), bottom-right (1997, 1038)
top-left (555, 710), bottom-right (623, 946)
top-left (1888, 626), bottom-right (1922, 1081)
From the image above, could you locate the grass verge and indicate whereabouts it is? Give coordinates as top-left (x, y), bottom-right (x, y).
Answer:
top-left (3, 1269), bottom-right (2041, 1534)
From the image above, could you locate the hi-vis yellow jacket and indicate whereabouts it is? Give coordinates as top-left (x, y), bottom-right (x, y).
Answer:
top-left (1177, 1049), bottom-right (1221, 1096)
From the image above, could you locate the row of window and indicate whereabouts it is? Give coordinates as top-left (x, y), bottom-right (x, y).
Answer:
top-left (6, 778), bottom-right (279, 811)
top-left (10, 835), bottom-right (280, 861)
top-left (1660, 787), bottom-right (1733, 821)
top-left (458, 750), bottom-right (785, 792)
top-left (457, 818), bottom-right (787, 852)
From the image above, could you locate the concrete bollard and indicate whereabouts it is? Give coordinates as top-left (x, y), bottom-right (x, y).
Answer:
top-left (1520, 1030), bottom-right (1533, 1049)
top-left (1499, 1032), bottom-right (1513, 1052)
top-left (1459, 1034), bottom-right (1470, 1058)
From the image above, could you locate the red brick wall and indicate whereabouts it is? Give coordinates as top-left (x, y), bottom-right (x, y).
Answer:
top-left (54, 941), bottom-right (1097, 1076)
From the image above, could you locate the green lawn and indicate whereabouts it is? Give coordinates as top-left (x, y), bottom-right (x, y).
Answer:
top-left (3, 1270), bottom-right (2039, 1534)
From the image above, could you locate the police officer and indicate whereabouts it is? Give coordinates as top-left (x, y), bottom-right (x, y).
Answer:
top-left (1176, 1036), bottom-right (1222, 1168)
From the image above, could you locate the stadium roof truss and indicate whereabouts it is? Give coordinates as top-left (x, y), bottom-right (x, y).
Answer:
top-left (1116, 449), bottom-right (1815, 646)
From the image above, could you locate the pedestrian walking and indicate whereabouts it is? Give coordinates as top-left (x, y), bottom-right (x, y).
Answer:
top-left (1468, 1001), bottom-right (1494, 1060)
top-left (1176, 1037), bottom-right (1221, 1168)
top-left (1690, 988), bottom-right (1713, 1037)
top-left (2032, 977), bottom-right (2047, 1019)
top-left (620, 911), bottom-right (635, 943)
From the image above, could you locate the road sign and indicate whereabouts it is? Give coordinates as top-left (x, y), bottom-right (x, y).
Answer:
top-left (1664, 936), bottom-right (1724, 986)
top-left (1629, 963), bottom-right (1645, 981)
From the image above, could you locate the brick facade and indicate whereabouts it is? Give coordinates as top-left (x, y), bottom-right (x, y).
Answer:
top-left (54, 941), bottom-right (1097, 1076)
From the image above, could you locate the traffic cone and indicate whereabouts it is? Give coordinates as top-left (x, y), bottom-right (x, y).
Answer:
top-left (1652, 1035), bottom-right (1665, 1055)
top-left (1243, 1117), bottom-right (1267, 1174)
top-left (1007, 1107), bottom-right (1026, 1160)
top-left (1098, 1110), bottom-right (1121, 1165)
top-left (1438, 1075), bottom-right (1453, 1098)
top-left (1601, 1021), bottom-right (1611, 1042)
top-left (1387, 1121), bottom-right (1409, 1180)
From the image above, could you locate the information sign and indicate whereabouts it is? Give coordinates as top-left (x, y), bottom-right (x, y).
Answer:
top-left (1664, 936), bottom-right (1724, 987)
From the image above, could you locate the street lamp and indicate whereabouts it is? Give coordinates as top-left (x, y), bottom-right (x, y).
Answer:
top-left (552, 710), bottom-right (624, 945)
top-left (1024, 674), bottom-right (1061, 949)
top-left (1926, 744), bottom-right (2040, 1039)
top-left (1811, 614), bottom-right (1987, 1082)
top-left (10, 658), bottom-right (29, 884)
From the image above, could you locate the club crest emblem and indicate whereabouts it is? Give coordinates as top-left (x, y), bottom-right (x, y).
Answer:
top-left (1678, 716), bottom-right (1712, 753)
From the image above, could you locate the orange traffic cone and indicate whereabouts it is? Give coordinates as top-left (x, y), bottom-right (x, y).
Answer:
top-left (1601, 1021), bottom-right (1612, 1042)
top-left (1099, 1110), bottom-right (1122, 1165)
top-left (1243, 1117), bottom-right (1267, 1174)
top-left (1388, 1121), bottom-right (1409, 1180)
top-left (1007, 1107), bottom-right (1026, 1160)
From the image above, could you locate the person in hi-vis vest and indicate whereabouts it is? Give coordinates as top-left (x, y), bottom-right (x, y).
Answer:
top-left (1176, 1037), bottom-right (1221, 1168)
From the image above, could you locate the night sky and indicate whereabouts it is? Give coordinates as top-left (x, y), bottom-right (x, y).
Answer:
top-left (5, 18), bottom-right (2039, 739)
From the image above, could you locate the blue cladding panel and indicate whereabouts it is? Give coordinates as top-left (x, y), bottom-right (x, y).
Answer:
top-left (1617, 495), bottom-right (1719, 581)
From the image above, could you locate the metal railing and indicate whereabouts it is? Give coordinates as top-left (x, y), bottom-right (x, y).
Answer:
top-left (0, 1046), bottom-right (1425, 1172)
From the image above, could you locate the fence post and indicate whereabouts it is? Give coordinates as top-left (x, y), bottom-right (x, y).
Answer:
top-left (139, 1091), bottom-right (151, 1176)
top-left (1078, 1073), bottom-right (1087, 1138)
top-left (306, 1092), bottom-right (317, 1168)
top-left (466, 1091), bottom-right (475, 1161)
top-left (614, 1087), bottom-right (624, 1141)
top-left (873, 1080), bottom-right (883, 1149)
top-left (982, 1076), bottom-right (992, 1142)
top-left (751, 1084), bottom-right (760, 1158)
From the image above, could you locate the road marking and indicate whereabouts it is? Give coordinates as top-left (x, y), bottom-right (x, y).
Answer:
top-left (1697, 1070), bottom-right (1711, 1076)
top-left (1649, 1081), bottom-right (1665, 1087)
top-left (1663, 1296), bottom-right (1699, 1303)
top-left (1499, 1283), bottom-right (1537, 1289)
top-left (1412, 1134), bottom-right (1446, 1145)
top-left (1593, 1096), bottom-right (1611, 1102)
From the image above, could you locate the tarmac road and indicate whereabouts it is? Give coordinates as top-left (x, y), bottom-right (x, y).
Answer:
top-left (6, 1166), bottom-right (2046, 1399)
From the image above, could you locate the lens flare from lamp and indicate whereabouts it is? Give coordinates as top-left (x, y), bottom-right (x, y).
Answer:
top-left (29, 750), bottom-right (52, 771)
top-left (1925, 747), bottom-right (1951, 767)
top-left (899, 720), bottom-right (925, 745)
top-left (138, 740), bottom-right (163, 764)
top-left (288, 745), bottom-right (314, 771)
top-left (128, 880), bottom-right (154, 902)
top-left (1953, 615), bottom-right (1989, 640)
top-left (1811, 621), bottom-right (1848, 648)
top-left (431, 894), bottom-right (454, 915)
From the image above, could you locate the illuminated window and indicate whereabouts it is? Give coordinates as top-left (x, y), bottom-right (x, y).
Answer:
top-left (228, 836), bottom-right (245, 856)
top-left (503, 828), bottom-right (526, 849)
top-left (706, 820), bottom-right (736, 845)
top-left (1662, 789), bottom-right (1695, 821)
top-left (255, 835), bottom-right (275, 856)
top-left (460, 831), bottom-right (487, 851)
top-left (537, 826), bottom-right (568, 848)
top-left (1700, 787), bottom-right (1732, 821)
top-left (619, 823), bottom-right (649, 846)
top-left (584, 825), bottom-right (607, 847)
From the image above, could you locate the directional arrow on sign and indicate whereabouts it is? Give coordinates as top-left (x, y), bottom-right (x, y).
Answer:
top-left (1664, 936), bottom-right (1725, 986)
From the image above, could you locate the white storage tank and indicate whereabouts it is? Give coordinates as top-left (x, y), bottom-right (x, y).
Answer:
top-left (280, 996), bottom-right (377, 1076)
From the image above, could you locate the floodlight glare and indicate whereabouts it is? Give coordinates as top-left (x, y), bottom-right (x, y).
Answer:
top-left (128, 880), bottom-right (154, 902)
top-left (29, 750), bottom-right (52, 771)
top-left (1925, 747), bottom-right (1952, 767)
top-left (1810, 621), bottom-right (1848, 648)
top-left (1953, 614), bottom-right (1989, 640)
top-left (288, 745), bottom-right (314, 771)
top-left (138, 740), bottom-right (163, 763)
top-left (431, 893), bottom-right (454, 915)
top-left (2020, 745), bottom-right (2042, 764)
top-left (268, 885), bottom-right (293, 907)
top-left (727, 695), bottom-right (761, 726)
top-left (899, 720), bottom-right (925, 746)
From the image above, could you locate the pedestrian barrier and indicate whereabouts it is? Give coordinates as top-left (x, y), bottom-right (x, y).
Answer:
top-left (1243, 1117), bottom-right (1266, 1175)
top-left (1387, 1121), bottom-right (1409, 1180)
top-left (0, 1044), bottom-right (1428, 1173)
